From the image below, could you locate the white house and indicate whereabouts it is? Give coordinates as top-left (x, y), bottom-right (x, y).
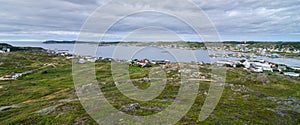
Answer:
top-left (278, 65), bottom-right (287, 72)
top-left (290, 67), bottom-right (300, 71)
top-left (78, 59), bottom-right (86, 64)
top-left (215, 61), bottom-right (232, 67)
top-left (86, 57), bottom-right (97, 63)
top-left (251, 62), bottom-right (273, 72)
top-left (250, 67), bottom-right (263, 73)
top-left (284, 72), bottom-right (300, 77)
top-left (242, 61), bottom-right (251, 68)
top-left (66, 56), bottom-right (75, 59)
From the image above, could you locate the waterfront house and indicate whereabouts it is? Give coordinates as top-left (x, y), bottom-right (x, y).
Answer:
top-left (270, 54), bottom-right (280, 58)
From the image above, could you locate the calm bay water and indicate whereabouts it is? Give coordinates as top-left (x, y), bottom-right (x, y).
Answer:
top-left (4, 41), bottom-right (300, 67)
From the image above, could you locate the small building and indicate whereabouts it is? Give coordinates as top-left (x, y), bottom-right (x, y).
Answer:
top-left (270, 54), bottom-right (280, 58)
top-left (78, 58), bottom-right (86, 64)
top-left (86, 57), bottom-right (97, 63)
top-left (150, 60), bottom-right (157, 64)
top-left (250, 67), bottom-right (263, 73)
top-left (215, 60), bottom-right (232, 67)
top-left (242, 61), bottom-right (251, 68)
top-left (2, 48), bottom-right (10, 52)
top-left (157, 60), bottom-right (171, 65)
top-left (284, 72), bottom-right (300, 77)
top-left (198, 61), bottom-right (205, 65)
top-left (290, 67), bottom-right (300, 71)
top-left (103, 58), bottom-right (114, 61)
top-left (278, 65), bottom-right (287, 72)
top-left (251, 62), bottom-right (273, 72)
top-left (138, 60), bottom-right (147, 67)
top-left (66, 56), bottom-right (75, 59)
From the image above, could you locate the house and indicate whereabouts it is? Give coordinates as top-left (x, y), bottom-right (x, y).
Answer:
top-left (66, 56), bottom-right (75, 59)
top-left (250, 67), bottom-right (263, 73)
top-left (215, 61), bottom-right (232, 67)
top-left (242, 61), bottom-right (251, 68)
top-left (150, 60), bottom-right (157, 64)
top-left (278, 65), bottom-right (287, 72)
top-left (78, 58), bottom-right (86, 64)
top-left (138, 60), bottom-right (147, 67)
top-left (198, 61), bottom-right (205, 65)
top-left (271, 54), bottom-right (280, 58)
top-left (284, 72), bottom-right (300, 77)
top-left (251, 62), bottom-right (273, 72)
top-left (86, 57), bottom-right (97, 63)
top-left (157, 60), bottom-right (170, 65)
top-left (164, 60), bottom-right (170, 64)
top-left (290, 67), bottom-right (300, 71)
top-left (103, 58), bottom-right (114, 61)
top-left (2, 48), bottom-right (10, 53)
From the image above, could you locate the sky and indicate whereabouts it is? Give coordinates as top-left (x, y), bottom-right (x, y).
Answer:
top-left (0, 0), bottom-right (300, 42)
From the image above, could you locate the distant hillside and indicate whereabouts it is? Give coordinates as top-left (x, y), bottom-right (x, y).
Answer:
top-left (0, 43), bottom-right (43, 52)
top-left (244, 42), bottom-right (300, 50)
top-left (42, 40), bottom-right (300, 50)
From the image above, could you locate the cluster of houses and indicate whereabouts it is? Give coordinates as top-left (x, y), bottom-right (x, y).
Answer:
top-left (72, 55), bottom-right (172, 68)
top-left (77, 57), bottom-right (98, 64)
top-left (54, 48), bottom-right (299, 77)
top-left (225, 43), bottom-right (300, 55)
top-left (210, 52), bottom-right (282, 59)
top-left (47, 49), bottom-right (71, 56)
top-left (0, 48), bottom-right (10, 53)
top-left (215, 59), bottom-right (300, 77)
top-left (128, 59), bottom-right (171, 67)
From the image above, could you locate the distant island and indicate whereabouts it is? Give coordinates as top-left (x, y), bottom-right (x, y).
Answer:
top-left (43, 40), bottom-right (121, 45)
top-left (43, 40), bottom-right (123, 46)
top-left (43, 40), bottom-right (77, 44)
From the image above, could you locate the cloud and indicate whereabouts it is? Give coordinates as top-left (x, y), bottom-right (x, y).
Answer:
top-left (0, 0), bottom-right (299, 41)
top-left (200, 0), bottom-right (300, 36)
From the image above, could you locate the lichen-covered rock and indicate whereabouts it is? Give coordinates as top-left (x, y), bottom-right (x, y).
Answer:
top-left (120, 103), bottom-right (141, 112)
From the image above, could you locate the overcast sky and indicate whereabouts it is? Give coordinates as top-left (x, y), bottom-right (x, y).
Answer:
top-left (0, 0), bottom-right (300, 42)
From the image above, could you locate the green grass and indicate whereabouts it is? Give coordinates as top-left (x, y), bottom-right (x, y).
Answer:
top-left (0, 50), bottom-right (299, 124)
